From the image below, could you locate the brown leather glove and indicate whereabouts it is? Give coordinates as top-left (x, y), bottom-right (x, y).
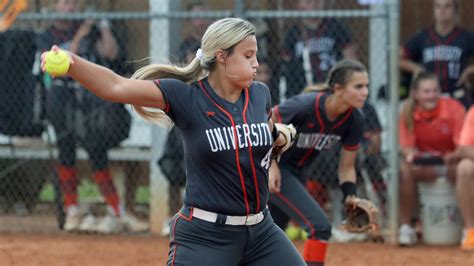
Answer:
top-left (340, 195), bottom-right (383, 242)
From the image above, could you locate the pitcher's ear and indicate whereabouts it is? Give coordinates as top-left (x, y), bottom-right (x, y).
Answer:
top-left (215, 50), bottom-right (227, 64)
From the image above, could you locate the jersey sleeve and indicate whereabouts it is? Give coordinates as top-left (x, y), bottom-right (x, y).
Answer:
top-left (153, 78), bottom-right (194, 128)
top-left (362, 103), bottom-right (382, 132)
top-left (460, 106), bottom-right (474, 146)
top-left (402, 31), bottom-right (423, 61)
top-left (251, 81), bottom-right (273, 120)
top-left (265, 85), bottom-right (273, 120)
top-left (272, 93), bottom-right (309, 125)
top-left (451, 101), bottom-right (466, 146)
top-left (342, 110), bottom-right (363, 151)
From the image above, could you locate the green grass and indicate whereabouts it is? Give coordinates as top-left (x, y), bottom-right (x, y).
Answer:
top-left (39, 180), bottom-right (150, 204)
top-left (134, 186), bottom-right (150, 204)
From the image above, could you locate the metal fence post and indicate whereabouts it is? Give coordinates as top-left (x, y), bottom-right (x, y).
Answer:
top-left (387, 0), bottom-right (400, 244)
top-left (234, 0), bottom-right (245, 18)
top-left (149, 0), bottom-right (171, 235)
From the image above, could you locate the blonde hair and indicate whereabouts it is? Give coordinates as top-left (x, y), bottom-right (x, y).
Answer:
top-left (302, 83), bottom-right (329, 93)
top-left (401, 71), bottom-right (439, 132)
top-left (131, 17), bottom-right (256, 126)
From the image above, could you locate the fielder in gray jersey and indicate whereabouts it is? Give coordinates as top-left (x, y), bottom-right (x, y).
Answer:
top-left (268, 59), bottom-right (370, 266)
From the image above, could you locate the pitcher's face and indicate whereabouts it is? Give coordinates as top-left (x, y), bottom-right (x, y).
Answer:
top-left (222, 35), bottom-right (259, 88)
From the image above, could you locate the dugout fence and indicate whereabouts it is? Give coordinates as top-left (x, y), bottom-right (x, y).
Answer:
top-left (0, 0), bottom-right (400, 242)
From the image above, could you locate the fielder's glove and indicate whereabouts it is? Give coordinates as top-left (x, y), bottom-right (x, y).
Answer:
top-left (271, 123), bottom-right (297, 160)
top-left (340, 195), bottom-right (383, 242)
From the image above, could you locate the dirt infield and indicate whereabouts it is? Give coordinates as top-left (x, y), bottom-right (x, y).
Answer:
top-left (1, 233), bottom-right (473, 266)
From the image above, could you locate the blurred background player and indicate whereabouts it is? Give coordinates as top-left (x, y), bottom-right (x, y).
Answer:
top-left (398, 71), bottom-right (465, 246)
top-left (446, 104), bottom-right (474, 251)
top-left (281, 0), bottom-right (357, 98)
top-left (175, 1), bottom-right (209, 64)
top-left (400, 0), bottom-right (474, 107)
top-left (268, 59), bottom-right (370, 265)
top-left (36, 0), bottom-right (147, 234)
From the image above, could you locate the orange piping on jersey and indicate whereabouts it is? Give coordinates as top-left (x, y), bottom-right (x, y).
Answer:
top-left (298, 93), bottom-right (325, 167)
top-left (427, 28), bottom-right (461, 92)
top-left (170, 216), bottom-right (181, 266)
top-left (460, 107), bottom-right (474, 145)
top-left (242, 88), bottom-right (260, 212)
top-left (343, 143), bottom-right (360, 151)
top-left (332, 108), bottom-right (353, 130)
top-left (198, 80), bottom-right (250, 215)
top-left (274, 105), bottom-right (283, 123)
top-left (178, 207), bottom-right (193, 222)
top-left (153, 79), bottom-right (170, 113)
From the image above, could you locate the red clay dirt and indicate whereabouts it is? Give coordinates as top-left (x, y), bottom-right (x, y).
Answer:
top-left (1, 233), bottom-right (473, 266)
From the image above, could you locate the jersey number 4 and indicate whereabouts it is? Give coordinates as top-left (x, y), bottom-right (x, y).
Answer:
top-left (261, 147), bottom-right (273, 170)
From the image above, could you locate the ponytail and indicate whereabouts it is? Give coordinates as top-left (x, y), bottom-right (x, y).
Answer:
top-left (401, 97), bottom-right (416, 132)
top-left (130, 57), bottom-right (205, 127)
top-left (130, 17), bottom-right (255, 127)
top-left (325, 59), bottom-right (367, 92)
top-left (302, 83), bottom-right (330, 93)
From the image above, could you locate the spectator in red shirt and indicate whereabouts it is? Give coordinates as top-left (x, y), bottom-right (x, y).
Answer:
top-left (446, 106), bottom-right (474, 251)
top-left (398, 71), bottom-right (465, 246)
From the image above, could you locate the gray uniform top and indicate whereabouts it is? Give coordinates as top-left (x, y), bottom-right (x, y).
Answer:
top-left (155, 78), bottom-right (273, 216)
top-left (274, 91), bottom-right (363, 175)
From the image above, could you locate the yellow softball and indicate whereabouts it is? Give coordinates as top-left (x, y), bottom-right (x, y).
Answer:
top-left (44, 50), bottom-right (71, 76)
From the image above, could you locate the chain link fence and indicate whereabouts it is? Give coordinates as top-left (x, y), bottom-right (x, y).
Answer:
top-left (1, 0), bottom-right (400, 240)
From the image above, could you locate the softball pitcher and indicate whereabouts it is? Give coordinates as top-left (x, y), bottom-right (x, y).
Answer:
top-left (42, 18), bottom-right (304, 266)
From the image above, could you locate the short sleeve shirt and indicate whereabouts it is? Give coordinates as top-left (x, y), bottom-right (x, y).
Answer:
top-left (273, 92), bottom-right (363, 172)
top-left (361, 103), bottom-right (382, 134)
top-left (360, 103), bottom-right (382, 149)
top-left (399, 97), bottom-right (466, 154)
top-left (459, 106), bottom-right (474, 146)
top-left (155, 78), bottom-right (273, 215)
top-left (283, 19), bottom-right (353, 95)
top-left (402, 27), bottom-right (474, 94)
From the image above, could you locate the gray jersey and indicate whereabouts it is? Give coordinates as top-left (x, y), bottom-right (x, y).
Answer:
top-left (274, 92), bottom-right (363, 173)
top-left (155, 78), bottom-right (273, 215)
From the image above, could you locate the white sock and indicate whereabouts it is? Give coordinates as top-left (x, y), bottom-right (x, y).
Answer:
top-left (67, 205), bottom-right (79, 216)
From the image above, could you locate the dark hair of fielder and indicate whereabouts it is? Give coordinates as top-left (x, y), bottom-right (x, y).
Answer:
top-left (303, 59), bottom-right (367, 93)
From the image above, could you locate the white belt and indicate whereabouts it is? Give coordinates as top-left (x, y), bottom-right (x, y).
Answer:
top-left (192, 207), bottom-right (265, 226)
